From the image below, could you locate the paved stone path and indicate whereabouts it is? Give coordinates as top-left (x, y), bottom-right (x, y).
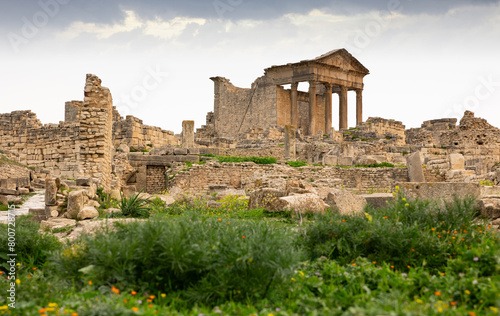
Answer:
top-left (0, 190), bottom-right (45, 224)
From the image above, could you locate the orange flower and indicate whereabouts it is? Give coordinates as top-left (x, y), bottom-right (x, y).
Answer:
top-left (131, 291), bottom-right (137, 295)
top-left (28, 275), bottom-right (32, 279)
top-left (352, 263), bottom-right (356, 266)
top-left (450, 301), bottom-right (457, 306)
top-left (468, 312), bottom-right (476, 316)
top-left (411, 249), bottom-right (415, 252)
top-left (441, 273), bottom-right (445, 276)
top-left (111, 286), bottom-right (120, 295)
top-left (407, 265), bottom-right (410, 268)
top-left (147, 299), bottom-right (152, 303)
top-left (218, 218), bottom-right (221, 222)
top-left (431, 228), bottom-right (435, 231)
top-left (342, 219), bottom-right (346, 222)
top-left (149, 295), bottom-right (155, 299)
top-left (132, 307), bottom-right (139, 312)
top-left (33, 267), bottom-right (37, 270)
top-left (372, 261), bottom-right (376, 264)
top-left (391, 265), bottom-right (395, 269)
top-left (71, 313), bottom-right (79, 316)
top-left (124, 299), bottom-right (128, 303)
top-left (88, 280), bottom-right (92, 285)
top-left (39, 308), bottom-right (47, 314)
top-left (329, 221), bottom-right (332, 223)
top-left (149, 304), bottom-right (153, 308)
top-left (242, 236), bottom-right (246, 239)
top-left (384, 216), bottom-right (388, 219)
top-left (434, 291), bottom-right (441, 296)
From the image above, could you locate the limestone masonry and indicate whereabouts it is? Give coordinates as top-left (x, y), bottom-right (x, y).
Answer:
top-left (1, 49), bottom-right (500, 219)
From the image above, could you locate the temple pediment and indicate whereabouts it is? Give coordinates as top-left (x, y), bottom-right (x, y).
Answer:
top-left (308, 49), bottom-right (370, 75)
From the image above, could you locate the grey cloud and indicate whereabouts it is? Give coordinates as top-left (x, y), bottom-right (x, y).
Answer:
top-left (1, 0), bottom-right (498, 32)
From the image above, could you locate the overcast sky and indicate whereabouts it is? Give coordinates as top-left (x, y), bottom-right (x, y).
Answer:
top-left (1, 0), bottom-right (499, 133)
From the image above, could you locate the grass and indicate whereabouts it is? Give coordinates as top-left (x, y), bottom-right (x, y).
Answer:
top-left (286, 160), bottom-right (308, 167)
top-left (354, 162), bottom-right (395, 168)
top-left (0, 192), bottom-right (498, 315)
top-left (217, 156), bottom-right (277, 165)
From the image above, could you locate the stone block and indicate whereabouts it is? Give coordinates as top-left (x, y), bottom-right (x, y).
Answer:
top-left (215, 189), bottom-right (246, 200)
top-left (0, 188), bottom-right (18, 196)
top-left (323, 155), bottom-right (338, 166)
top-left (339, 157), bottom-right (353, 166)
top-left (449, 153), bottom-right (465, 170)
top-left (77, 206), bottom-right (99, 220)
top-left (174, 148), bottom-right (188, 155)
top-left (117, 144), bottom-right (130, 153)
top-left (362, 193), bottom-right (395, 209)
top-left (285, 125), bottom-right (296, 161)
top-left (181, 120), bottom-right (195, 148)
top-left (478, 196), bottom-right (500, 219)
top-left (76, 177), bottom-right (92, 187)
top-left (406, 152), bottom-right (425, 182)
top-left (40, 218), bottom-right (77, 231)
top-left (67, 190), bottom-right (85, 219)
top-left (248, 188), bottom-right (286, 210)
top-left (325, 189), bottom-right (367, 216)
top-left (45, 205), bottom-right (61, 217)
top-left (188, 148), bottom-right (200, 155)
top-left (396, 182), bottom-right (481, 201)
top-left (209, 185), bottom-right (228, 194)
top-left (270, 193), bottom-right (329, 214)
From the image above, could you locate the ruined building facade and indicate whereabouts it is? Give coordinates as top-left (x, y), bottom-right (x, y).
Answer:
top-left (208, 49), bottom-right (369, 138)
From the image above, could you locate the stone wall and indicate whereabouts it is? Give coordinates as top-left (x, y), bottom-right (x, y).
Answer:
top-left (211, 76), bottom-right (278, 138)
top-left (171, 162), bottom-right (409, 194)
top-left (146, 165), bottom-right (167, 194)
top-left (113, 115), bottom-right (178, 148)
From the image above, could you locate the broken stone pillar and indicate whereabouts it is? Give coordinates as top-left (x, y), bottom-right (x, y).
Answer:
top-left (182, 120), bottom-right (195, 148)
top-left (406, 151), bottom-right (425, 182)
top-left (285, 125), bottom-right (296, 161)
top-left (79, 74), bottom-right (114, 191)
top-left (45, 176), bottom-right (57, 206)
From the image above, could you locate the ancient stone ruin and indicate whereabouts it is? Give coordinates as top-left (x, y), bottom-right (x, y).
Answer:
top-left (1, 48), bottom-right (500, 229)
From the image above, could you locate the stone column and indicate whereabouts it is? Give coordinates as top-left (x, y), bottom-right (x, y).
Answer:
top-left (356, 89), bottom-right (363, 126)
top-left (181, 120), bottom-right (195, 148)
top-left (284, 125), bottom-right (296, 161)
top-left (308, 81), bottom-right (317, 135)
top-left (324, 83), bottom-right (333, 135)
top-left (339, 86), bottom-right (348, 130)
top-left (291, 82), bottom-right (299, 128)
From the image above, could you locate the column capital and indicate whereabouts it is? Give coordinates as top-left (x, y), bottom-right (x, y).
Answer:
top-left (340, 85), bottom-right (348, 93)
top-left (291, 82), bottom-right (299, 89)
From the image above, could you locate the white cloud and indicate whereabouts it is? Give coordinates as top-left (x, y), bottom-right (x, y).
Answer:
top-left (59, 10), bottom-right (143, 39)
top-left (143, 17), bottom-right (206, 40)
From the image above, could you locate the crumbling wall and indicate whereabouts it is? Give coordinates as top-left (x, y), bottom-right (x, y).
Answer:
top-left (113, 115), bottom-right (177, 148)
top-left (211, 76), bottom-right (278, 138)
top-left (171, 162), bottom-right (409, 194)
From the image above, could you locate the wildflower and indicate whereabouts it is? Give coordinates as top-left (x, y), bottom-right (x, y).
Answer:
top-left (391, 265), bottom-right (394, 269)
top-left (39, 308), bottom-right (47, 314)
top-left (441, 273), bottom-right (445, 276)
top-left (0, 306), bottom-right (7, 310)
top-left (132, 307), bottom-right (139, 312)
top-left (459, 273), bottom-right (465, 277)
top-left (405, 203), bottom-right (409, 207)
top-left (33, 267), bottom-right (37, 270)
top-left (434, 291), bottom-right (441, 296)
top-left (342, 219), bottom-right (346, 222)
top-left (465, 290), bottom-right (471, 295)
top-left (48, 303), bottom-right (58, 307)
top-left (431, 228), bottom-right (436, 231)
top-left (291, 277), bottom-right (296, 281)
top-left (88, 280), bottom-right (92, 285)
top-left (402, 198), bottom-right (406, 201)
top-left (352, 263), bottom-right (356, 266)
top-left (299, 271), bottom-right (305, 277)
top-left (147, 299), bottom-right (152, 303)
top-left (124, 299), bottom-right (128, 303)
top-left (384, 216), bottom-right (388, 219)
top-left (28, 275), bottom-right (32, 279)
top-left (372, 261), bottom-right (376, 264)
top-left (450, 302), bottom-right (457, 306)
top-left (16, 263), bottom-right (20, 266)
top-left (411, 249), bottom-right (415, 252)
top-left (149, 295), bottom-right (155, 299)
top-left (472, 280), bottom-right (478, 285)
top-left (111, 286), bottom-right (120, 295)
top-left (131, 291), bottom-right (137, 295)
top-left (407, 265), bottom-right (411, 268)
top-left (218, 218), bottom-right (221, 222)
top-left (242, 236), bottom-right (246, 239)
top-left (416, 299), bottom-right (424, 304)
top-left (473, 257), bottom-right (479, 261)
top-left (71, 313), bottom-right (78, 316)
top-left (268, 314), bottom-right (275, 316)
top-left (490, 307), bottom-right (499, 313)
top-left (401, 273), bottom-right (407, 277)
top-left (468, 312), bottom-right (476, 316)
top-left (15, 278), bottom-right (20, 284)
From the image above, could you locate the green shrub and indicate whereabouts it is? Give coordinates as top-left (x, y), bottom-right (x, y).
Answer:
top-left (0, 216), bottom-right (61, 268)
top-left (96, 187), bottom-right (118, 210)
top-left (217, 156), bottom-right (277, 165)
top-left (119, 191), bottom-right (151, 218)
top-left (303, 193), bottom-right (495, 274)
top-left (287, 160), bottom-right (307, 167)
top-left (52, 218), bottom-right (303, 304)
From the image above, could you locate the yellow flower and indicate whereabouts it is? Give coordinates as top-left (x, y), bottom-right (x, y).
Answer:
top-left (416, 299), bottom-right (424, 304)
top-left (490, 307), bottom-right (499, 313)
top-left (161, 293), bottom-right (166, 298)
top-left (465, 290), bottom-right (471, 295)
top-left (268, 314), bottom-right (274, 316)
top-left (299, 271), bottom-right (305, 277)
top-left (45, 307), bottom-right (55, 312)
top-left (291, 277), bottom-right (296, 281)
top-left (16, 263), bottom-right (20, 266)
top-left (48, 303), bottom-right (58, 307)
top-left (402, 198), bottom-right (406, 201)
top-left (405, 203), bottom-right (409, 207)
top-left (131, 307), bottom-right (139, 312)
top-left (0, 306), bottom-right (8, 310)
top-left (15, 279), bottom-right (21, 284)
